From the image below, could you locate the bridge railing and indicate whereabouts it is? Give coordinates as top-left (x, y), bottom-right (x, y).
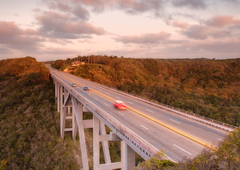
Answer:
top-left (51, 73), bottom-right (161, 159)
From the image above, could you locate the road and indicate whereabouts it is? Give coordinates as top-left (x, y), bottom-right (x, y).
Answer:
top-left (48, 66), bottom-right (228, 162)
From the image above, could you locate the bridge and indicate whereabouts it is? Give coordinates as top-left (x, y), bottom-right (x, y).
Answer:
top-left (48, 66), bottom-right (235, 170)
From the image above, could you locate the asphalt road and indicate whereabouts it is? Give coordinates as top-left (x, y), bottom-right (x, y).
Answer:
top-left (48, 66), bottom-right (228, 162)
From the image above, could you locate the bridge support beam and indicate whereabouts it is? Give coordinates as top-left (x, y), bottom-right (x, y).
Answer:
top-left (100, 121), bottom-right (111, 164)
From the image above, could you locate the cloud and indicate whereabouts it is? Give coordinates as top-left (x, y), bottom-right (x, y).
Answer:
top-left (36, 11), bottom-right (106, 39)
top-left (171, 0), bottom-right (206, 9)
top-left (42, 0), bottom-right (166, 17)
top-left (0, 22), bottom-right (38, 37)
top-left (113, 32), bottom-right (171, 44)
top-left (182, 25), bottom-right (231, 40)
top-left (205, 15), bottom-right (240, 28)
top-left (0, 21), bottom-right (43, 53)
top-left (195, 39), bottom-right (240, 53)
top-left (78, 39), bottom-right (97, 44)
top-left (165, 20), bottom-right (189, 29)
top-left (42, 1), bottom-right (90, 20)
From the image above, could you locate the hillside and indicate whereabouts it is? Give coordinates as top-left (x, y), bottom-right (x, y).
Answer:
top-left (52, 56), bottom-right (240, 126)
top-left (0, 57), bottom-right (82, 169)
top-left (0, 57), bottom-right (134, 170)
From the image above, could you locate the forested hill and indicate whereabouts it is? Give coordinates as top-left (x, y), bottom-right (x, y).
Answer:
top-left (0, 57), bottom-right (81, 169)
top-left (53, 57), bottom-right (240, 126)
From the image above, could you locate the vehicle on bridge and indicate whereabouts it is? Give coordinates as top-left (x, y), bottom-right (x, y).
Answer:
top-left (72, 83), bottom-right (77, 87)
top-left (83, 86), bottom-right (89, 91)
top-left (113, 100), bottom-right (127, 110)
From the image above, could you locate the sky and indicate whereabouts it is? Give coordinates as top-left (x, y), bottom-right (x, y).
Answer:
top-left (0, 0), bottom-right (240, 61)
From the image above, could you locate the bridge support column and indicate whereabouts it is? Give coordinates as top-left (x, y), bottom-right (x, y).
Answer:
top-left (93, 115), bottom-right (100, 170)
top-left (60, 85), bottom-right (63, 137)
top-left (56, 82), bottom-right (60, 112)
top-left (54, 80), bottom-right (57, 103)
top-left (125, 144), bottom-right (135, 170)
top-left (72, 98), bottom-right (89, 170)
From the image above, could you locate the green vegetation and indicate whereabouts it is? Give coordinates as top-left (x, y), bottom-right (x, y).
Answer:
top-left (0, 57), bottom-right (81, 169)
top-left (53, 56), bottom-right (240, 126)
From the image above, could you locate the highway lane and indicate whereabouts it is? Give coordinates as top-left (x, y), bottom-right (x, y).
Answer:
top-left (49, 67), bottom-right (228, 161)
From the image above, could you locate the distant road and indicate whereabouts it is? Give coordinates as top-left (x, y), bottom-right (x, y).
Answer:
top-left (48, 66), bottom-right (228, 162)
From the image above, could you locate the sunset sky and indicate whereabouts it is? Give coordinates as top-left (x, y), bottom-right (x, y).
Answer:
top-left (0, 0), bottom-right (240, 61)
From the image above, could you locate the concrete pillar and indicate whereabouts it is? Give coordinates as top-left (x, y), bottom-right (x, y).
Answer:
top-left (57, 83), bottom-right (59, 112)
top-left (72, 107), bottom-right (76, 140)
top-left (60, 86), bottom-right (63, 136)
top-left (61, 104), bottom-right (67, 139)
top-left (54, 81), bottom-right (57, 103)
top-left (93, 115), bottom-right (100, 170)
top-left (121, 141), bottom-right (126, 170)
top-left (72, 99), bottom-right (89, 170)
top-left (125, 144), bottom-right (135, 170)
top-left (100, 122), bottom-right (111, 164)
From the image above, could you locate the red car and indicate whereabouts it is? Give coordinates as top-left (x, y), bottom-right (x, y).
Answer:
top-left (113, 100), bottom-right (127, 110)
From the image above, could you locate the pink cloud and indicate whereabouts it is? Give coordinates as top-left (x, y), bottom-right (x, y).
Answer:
top-left (113, 32), bottom-right (171, 44)
top-left (205, 15), bottom-right (240, 28)
top-left (206, 15), bottom-right (233, 27)
top-left (182, 25), bottom-right (230, 40)
top-left (0, 22), bottom-right (42, 53)
top-left (0, 22), bottom-right (22, 36)
top-left (171, 0), bottom-right (206, 9)
top-left (0, 22), bottom-right (38, 37)
top-left (36, 11), bottom-right (106, 39)
top-left (42, 0), bottom-right (166, 16)
top-left (165, 20), bottom-right (189, 29)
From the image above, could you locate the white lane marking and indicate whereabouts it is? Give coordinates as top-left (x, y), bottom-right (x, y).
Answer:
top-left (218, 138), bottom-right (223, 141)
top-left (146, 109), bottom-right (154, 113)
top-left (105, 103), bottom-right (109, 106)
top-left (118, 112), bottom-right (124, 115)
top-left (106, 92), bottom-right (109, 94)
top-left (140, 124), bottom-right (148, 130)
top-left (88, 94), bottom-right (91, 96)
top-left (95, 97), bottom-right (98, 100)
top-left (170, 119), bottom-right (181, 124)
top-left (128, 102), bottom-right (133, 104)
top-left (116, 96), bottom-right (120, 99)
top-left (173, 144), bottom-right (192, 155)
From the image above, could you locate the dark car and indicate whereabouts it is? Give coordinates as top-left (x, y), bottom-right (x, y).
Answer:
top-left (83, 86), bottom-right (89, 91)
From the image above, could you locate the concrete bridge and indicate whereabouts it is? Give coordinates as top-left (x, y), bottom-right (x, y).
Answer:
top-left (48, 66), bottom-right (235, 170)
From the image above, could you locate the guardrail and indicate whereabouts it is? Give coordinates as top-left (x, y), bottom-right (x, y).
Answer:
top-left (51, 72), bottom-right (161, 160)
